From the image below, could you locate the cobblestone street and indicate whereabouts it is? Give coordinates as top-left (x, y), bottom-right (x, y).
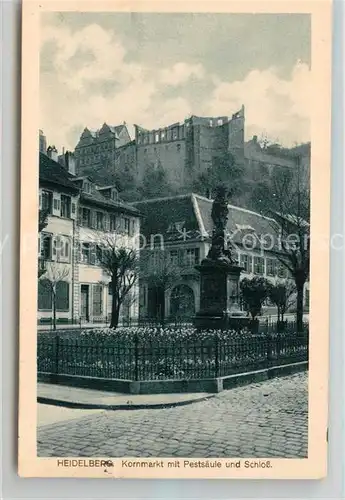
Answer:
top-left (37, 373), bottom-right (308, 459)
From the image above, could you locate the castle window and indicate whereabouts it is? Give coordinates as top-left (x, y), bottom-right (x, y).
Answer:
top-left (155, 133), bottom-right (159, 143)
top-left (217, 119), bottom-right (223, 126)
top-left (209, 120), bottom-right (213, 127)
top-left (161, 132), bottom-right (165, 140)
top-left (177, 144), bottom-right (181, 152)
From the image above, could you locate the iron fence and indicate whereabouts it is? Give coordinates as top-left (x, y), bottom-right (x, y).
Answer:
top-left (37, 333), bottom-right (308, 381)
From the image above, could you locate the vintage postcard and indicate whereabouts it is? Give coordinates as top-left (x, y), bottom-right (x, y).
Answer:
top-left (19, 0), bottom-right (332, 479)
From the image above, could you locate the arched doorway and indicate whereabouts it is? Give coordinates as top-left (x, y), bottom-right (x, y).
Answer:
top-left (170, 284), bottom-right (195, 319)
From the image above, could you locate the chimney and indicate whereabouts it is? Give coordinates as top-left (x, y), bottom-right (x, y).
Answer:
top-left (46, 145), bottom-right (59, 162)
top-left (39, 130), bottom-right (47, 154)
top-left (65, 151), bottom-right (76, 176)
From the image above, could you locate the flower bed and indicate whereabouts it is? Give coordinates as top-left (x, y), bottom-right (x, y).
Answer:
top-left (37, 326), bottom-right (308, 381)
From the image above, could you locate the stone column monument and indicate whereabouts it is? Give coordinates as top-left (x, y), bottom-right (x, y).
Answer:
top-left (194, 186), bottom-right (249, 330)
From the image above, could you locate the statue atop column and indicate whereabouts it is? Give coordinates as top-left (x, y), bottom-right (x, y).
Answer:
top-left (205, 185), bottom-right (237, 265)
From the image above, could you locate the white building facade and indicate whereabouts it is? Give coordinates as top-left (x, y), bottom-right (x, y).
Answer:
top-left (38, 153), bottom-right (140, 326)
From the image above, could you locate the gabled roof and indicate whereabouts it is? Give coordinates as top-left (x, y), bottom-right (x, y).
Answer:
top-left (133, 193), bottom-right (280, 249)
top-left (39, 152), bottom-right (80, 192)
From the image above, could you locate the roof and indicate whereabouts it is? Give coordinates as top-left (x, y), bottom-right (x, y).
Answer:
top-left (80, 189), bottom-right (140, 217)
top-left (133, 193), bottom-right (281, 250)
top-left (39, 153), bottom-right (80, 192)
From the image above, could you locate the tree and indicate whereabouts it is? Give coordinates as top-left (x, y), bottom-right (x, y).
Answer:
top-left (268, 281), bottom-right (296, 323)
top-left (240, 276), bottom-right (270, 320)
top-left (38, 209), bottom-right (49, 233)
top-left (97, 235), bottom-right (139, 329)
top-left (140, 248), bottom-right (182, 323)
top-left (140, 161), bottom-right (173, 199)
top-left (39, 263), bottom-right (70, 330)
top-left (193, 152), bottom-right (244, 200)
top-left (253, 155), bottom-right (310, 333)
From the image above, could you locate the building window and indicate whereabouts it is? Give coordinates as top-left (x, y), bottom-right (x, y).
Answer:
top-left (60, 195), bottom-right (71, 218)
top-left (38, 279), bottom-right (52, 310)
top-left (83, 181), bottom-right (91, 194)
top-left (110, 214), bottom-right (117, 231)
top-left (169, 250), bottom-right (178, 266)
top-left (111, 189), bottom-right (118, 201)
top-left (240, 254), bottom-right (252, 273)
top-left (41, 233), bottom-right (52, 260)
top-left (41, 190), bottom-right (53, 214)
top-left (96, 211), bottom-right (104, 230)
top-left (209, 120), bottom-right (213, 127)
top-left (155, 133), bottom-right (159, 143)
top-left (92, 284), bottom-right (103, 316)
top-left (124, 217), bottom-right (130, 236)
top-left (266, 258), bottom-right (277, 277)
top-left (82, 207), bottom-right (91, 227)
top-left (253, 256), bottom-right (265, 275)
top-left (177, 144), bottom-right (181, 152)
top-left (81, 242), bottom-right (91, 264)
top-left (95, 245), bottom-right (104, 265)
top-left (217, 119), bottom-right (223, 126)
top-left (56, 281), bottom-right (70, 311)
top-left (185, 248), bottom-right (200, 266)
top-left (57, 236), bottom-right (70, 262)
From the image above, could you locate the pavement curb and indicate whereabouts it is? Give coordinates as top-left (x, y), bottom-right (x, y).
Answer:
top-left (37, 394), bottom-right (216, 411)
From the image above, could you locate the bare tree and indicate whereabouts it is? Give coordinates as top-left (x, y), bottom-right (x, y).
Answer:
top-left (97, 235), bottom-right (139, 329)
top-left (253, 155), bottom-right (310, 333)
top-left (39, 263), bottom-right (70, 330)
top-left (140, 248), bottom-right (182, 323)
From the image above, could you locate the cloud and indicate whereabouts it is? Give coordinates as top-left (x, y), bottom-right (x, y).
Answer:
top-left (159, 62), bottom-right (205, 86)
top-left (207, 62), bottom-right (310, 146)
top-left (40, 21), bottom-right (310, 151)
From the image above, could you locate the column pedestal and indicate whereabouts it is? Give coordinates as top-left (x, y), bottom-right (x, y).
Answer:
top-left (194, 259), bottom-right (250, 331)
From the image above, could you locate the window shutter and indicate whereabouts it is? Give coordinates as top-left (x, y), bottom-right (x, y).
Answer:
top-left (91, 211), bottom-right (97, 229)
top-left (52, 236), bottom-right (57, 260)
top-left (71, 201), bottom-right (76, 219)
top-left (104, 214), bottom-right (110, 232)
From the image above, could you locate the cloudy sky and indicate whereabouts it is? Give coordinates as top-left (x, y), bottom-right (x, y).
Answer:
top-left (40, 12), bottom-right (311, 151)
